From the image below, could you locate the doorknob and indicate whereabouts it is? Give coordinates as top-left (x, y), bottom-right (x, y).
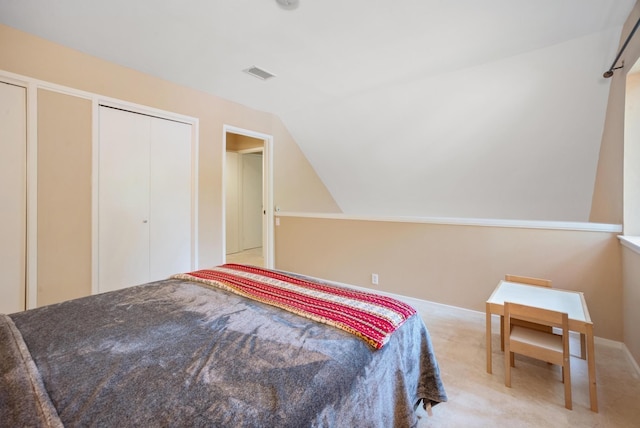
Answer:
top-left (143, 220), bottom-right (148, 223)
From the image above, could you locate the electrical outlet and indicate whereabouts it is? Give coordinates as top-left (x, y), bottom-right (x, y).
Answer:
top-left (371, 273), bottom-right (379, 285)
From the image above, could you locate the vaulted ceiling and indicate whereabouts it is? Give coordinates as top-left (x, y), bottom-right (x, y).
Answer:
top-left (0, 0), bottom-right (636, 220)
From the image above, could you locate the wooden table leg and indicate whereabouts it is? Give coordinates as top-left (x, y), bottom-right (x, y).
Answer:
top-left (486, 303), bottom-right (492, 374)
top-left (580, 333), bottom-right (586, 360)
top-left (586, 325), bottom-right (598, 412)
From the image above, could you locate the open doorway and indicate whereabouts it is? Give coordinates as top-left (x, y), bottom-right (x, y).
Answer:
top-left (223, 126), bottom-right (274, 268)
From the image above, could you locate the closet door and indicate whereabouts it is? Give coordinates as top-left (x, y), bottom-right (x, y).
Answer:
top-left (98, 107), bottom-right (151, 292)
top-left (148, 117), bottom-right (192, 281)
top-left (98, 106), bottom-right (193, 293)
top-left (0, 82), bottom-right (27, 313)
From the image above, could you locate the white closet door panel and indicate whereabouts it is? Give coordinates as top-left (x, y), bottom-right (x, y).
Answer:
top-left (149, 117), bottom-right (192, 280)
top-left (0, 82), bottom-right (26, 313)
top-left (225, 152), bottom-right (240, 254)
top-left (242, 153), bottom-right (263, 250)
top-left (98, 107), bottom-right (150, 292)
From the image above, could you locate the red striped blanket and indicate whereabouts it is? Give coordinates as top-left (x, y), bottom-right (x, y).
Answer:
top-left (172, 264), bottom-right (416, 349)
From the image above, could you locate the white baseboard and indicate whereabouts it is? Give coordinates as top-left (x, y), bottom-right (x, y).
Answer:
top-left (594, 335), bottom-right (624, 349)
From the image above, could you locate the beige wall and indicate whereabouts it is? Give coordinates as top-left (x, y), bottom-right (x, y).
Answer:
top-left (270, 118), bottom-right (342, 213)
top-left (0, 23), bottom-right (340, 305)
top-left (275, 216), bottom-right (622, 341)
top-left (589, 69), bottom-right (626, 224)
top-left (590, 3), bottom-right (640, 224)
top-left (37, 89), bottom-right (92, 306)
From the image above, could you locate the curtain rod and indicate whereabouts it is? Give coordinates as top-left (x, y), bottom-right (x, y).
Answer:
top-left (603, 15), bottom-right (640, 78)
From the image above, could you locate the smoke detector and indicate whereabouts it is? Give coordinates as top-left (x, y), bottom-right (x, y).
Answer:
top-left (276, 0), bottom-right (299, 10)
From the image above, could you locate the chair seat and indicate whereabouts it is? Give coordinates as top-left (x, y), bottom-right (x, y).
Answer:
top-left (511, 325), bottom-right (563, 353)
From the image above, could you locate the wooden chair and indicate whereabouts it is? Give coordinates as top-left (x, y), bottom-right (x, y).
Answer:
top-left (505, 274), bottom-right (552, 288)
top-left (501, 275), bottom-right (552, 351)
top-left (503, 301), bottom-right (572, 410)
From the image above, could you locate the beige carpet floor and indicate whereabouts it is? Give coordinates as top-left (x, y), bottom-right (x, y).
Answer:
top-left (409, 297), bottom-right (640, 427)
top-left (220, 254), bottom-right (640, 426)
top-left (226, 247), bottom-right (264, 267)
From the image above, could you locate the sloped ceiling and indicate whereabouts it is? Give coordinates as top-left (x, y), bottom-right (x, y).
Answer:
top-left (0, 0), bottom-right (635, 221)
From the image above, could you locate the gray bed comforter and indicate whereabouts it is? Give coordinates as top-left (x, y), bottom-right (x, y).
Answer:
top-left (1, 277), bottom-right (446, 427)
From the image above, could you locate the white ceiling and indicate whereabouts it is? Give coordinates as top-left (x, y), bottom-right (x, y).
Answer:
top-left (0, 0), bottom-right (632, 115)
top-left (0, 0), bottom-right (636, 220)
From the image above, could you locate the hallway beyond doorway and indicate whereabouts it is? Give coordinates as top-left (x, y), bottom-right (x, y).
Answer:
top-left (226, 247), bottom-right (264, 267)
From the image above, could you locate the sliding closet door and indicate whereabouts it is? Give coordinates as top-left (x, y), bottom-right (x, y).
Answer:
top-left (0, 82), bottom-right (27, 313)
top-left (149, 117), bottom-right (192, 281)
top-left (98, 107), bottom-right (151, 292)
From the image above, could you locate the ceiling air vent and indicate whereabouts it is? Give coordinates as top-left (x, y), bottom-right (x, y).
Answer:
top-left (243, 66), bottom-right (276, 81)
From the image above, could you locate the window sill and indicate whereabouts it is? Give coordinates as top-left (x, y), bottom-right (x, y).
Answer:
top-left (619, 236), bottom-right (640, 255)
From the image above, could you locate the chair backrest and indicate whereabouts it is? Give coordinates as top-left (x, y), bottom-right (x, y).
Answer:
top-left (505, 274), bottom-right (552, 288)
top-left (503, 301), bottom-right (572, 410)
top-left (504, 302), bottom-right (567, 330)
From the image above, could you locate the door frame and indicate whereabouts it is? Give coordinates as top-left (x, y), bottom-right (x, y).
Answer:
top-left (0, 72), bottom-right (37, 309)
top-left (222, 125), bottom-right (274, 268)
top-left (0, 77), bottom-right (30, 312)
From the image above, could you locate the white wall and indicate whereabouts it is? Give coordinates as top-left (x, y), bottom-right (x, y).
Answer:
top-left (625, 73), bottom-right (640, 235)
top-left (225, 152), bottom-right (263, 254)
top-left (286, 28), bottom-right (621, 221)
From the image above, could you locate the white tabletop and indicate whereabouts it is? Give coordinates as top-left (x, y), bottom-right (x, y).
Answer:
top-left (487, 281), bottom-right (590, 323)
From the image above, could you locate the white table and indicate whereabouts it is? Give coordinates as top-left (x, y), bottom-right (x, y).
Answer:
top-left (486, 280), bottom-right (597, 412)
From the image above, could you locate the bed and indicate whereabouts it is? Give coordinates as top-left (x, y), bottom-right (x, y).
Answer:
top-left (1, 264), bottom-right (447, 427)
